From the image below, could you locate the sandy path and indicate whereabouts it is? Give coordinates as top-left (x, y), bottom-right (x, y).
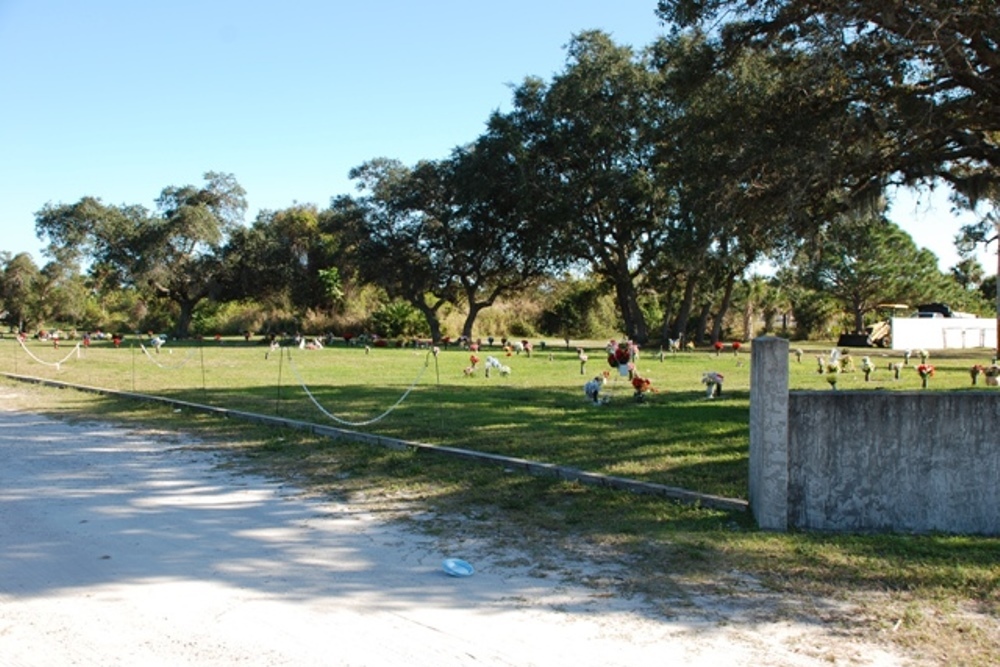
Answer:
top-left (0, 402), bottom-right (907, 666)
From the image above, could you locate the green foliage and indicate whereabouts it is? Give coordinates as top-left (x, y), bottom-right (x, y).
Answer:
top-left (370, 300), bottom-right (428, 338)
top-left (791, 214), bottom-right (958, 333)
top-left (496, 31), bottom-right (670, 344)
top-left (317, 267), bottom-right (344, 305)
top-left (657, 1), bottom-right (1000, 201)
top-left (35, 172), bottom-right (248, 338)
top-left (0, 252), bottom-right (42, 331)
top-left (192, 300), bottom-right (268, 337)
top-left (981, 275), bottom-right (998, 312)
top-left (784, 286), bottom-right (839, 340)
top-left (539, 278), bottom-right (609, 340)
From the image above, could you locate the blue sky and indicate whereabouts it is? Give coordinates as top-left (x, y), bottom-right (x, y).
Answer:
top-left (0, 0), bottom-right (992, 273)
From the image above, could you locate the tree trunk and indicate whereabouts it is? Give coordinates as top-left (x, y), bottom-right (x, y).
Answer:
top-left (695, 301), bottom-right (712, 345)
top-left (711, 272), bottom-right (737, 344)
top-left (657, 281), bottom-right (677, 342)
top-left (461, 302), bottom-right (487, 341)
top-left (995, 246), bottom-right (999, 360)
top-left (174, 299), bottom-right (197, 338)
top-left (614, 279), bottom-right (648, 344)
top-left (853, 298), bottom-right (866, 333)
top-left (672, 275), bottom-right (697, 343)
top-left (414, 301), bottom-right (443, 343)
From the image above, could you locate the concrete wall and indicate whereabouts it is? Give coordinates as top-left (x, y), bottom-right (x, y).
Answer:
top-left (890, 317), bottom-right (997, 351)
top-left (748, 337), bottom-right (789, 531)
top-left (750, 337), bottom-right (1000, 535)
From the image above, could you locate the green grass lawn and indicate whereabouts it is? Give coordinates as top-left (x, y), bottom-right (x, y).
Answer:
top-left (5, 337), bottom-right (995, 498)
top-left (3, 335), bottom-right (999, 663)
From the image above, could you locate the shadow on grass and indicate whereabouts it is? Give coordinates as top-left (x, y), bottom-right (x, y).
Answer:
top-left (135, 382), bottom-right (752, 499)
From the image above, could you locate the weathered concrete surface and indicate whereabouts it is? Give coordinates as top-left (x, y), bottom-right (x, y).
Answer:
top-left (750, 336), bottom-right (1000, 535)
top-left (787, 391), bottom-right (1000, 534)
top-left (749, 337), bottom-right (789, 531)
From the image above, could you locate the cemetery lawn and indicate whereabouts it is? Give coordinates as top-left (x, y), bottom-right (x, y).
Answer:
top-left (3, 337), bottom-right (998, 664)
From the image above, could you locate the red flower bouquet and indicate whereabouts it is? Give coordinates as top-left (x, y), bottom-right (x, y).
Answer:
top-left (916, 363), bottom-right (934, 388)
top-left (631, 374), bottom-right (656, 402)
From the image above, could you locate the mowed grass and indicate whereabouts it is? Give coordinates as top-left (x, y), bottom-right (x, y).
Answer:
top-left (3, 335), bottom-right (999, 664)
top-left (7, 337), bottom-right (992, 496)
top-left (6, 336), bottom-right (759, 497)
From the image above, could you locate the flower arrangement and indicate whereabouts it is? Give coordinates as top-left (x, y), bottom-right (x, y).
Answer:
top-left (825, 361), bottom-right (841, 389)
top-left (606, 341), bottom-right (629, 366)
top-left (971, 364), bottom-right (986, 385)
top-left (919, 349), bottom-right (930, 364)
top-left (794, 348), bottom-right (803, 363)
top-left (861, 356), bottom-right (875, 382)
top-left (713, 341), bottom-right (724, 356)
top-left (701, 371), bottom-right (724, 398)
top-left (484, 355), bottom-right (511, 377)
top-left (607, 340), bottom-right (636, 377)
top-left (463, 354), bottom-right (481, 377)
top-left (732, 341), bottom-right (742, 355)
top-left (584, 375), bottom-right (607, 404)
top-left (577, 348), bottom-right (589, 375)
top-left (889, 361), bottom-right (902, 380)
top-left (916, 363), bottom-right (934, 388)
top-left (984, 365), bottom-right (1000, 387)
top-left (838, 353), bottom-right (855, 373)
top-left (630, 374), bottom-right (656, 403)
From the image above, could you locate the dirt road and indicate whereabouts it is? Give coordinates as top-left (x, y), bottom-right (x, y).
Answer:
top-left (0, 399), bottom-right (907, 666)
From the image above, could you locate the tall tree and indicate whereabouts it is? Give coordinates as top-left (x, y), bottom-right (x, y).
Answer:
top-left (433, 132), bottom-right (564, 339)
top-left (340, 159), bottom-right (455, 342)
top-left (497, 31), bottom-right (673, 344)
top-left (0, 252), bottom-right (42, 333)
top-left (36, 172), bottom-right (246, 337)
top-left (222, 203), bottom-right (344, 316)
top-left (795, 214), bottom-right (947, 333)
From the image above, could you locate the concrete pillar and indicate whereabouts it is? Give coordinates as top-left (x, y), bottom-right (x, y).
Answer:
top-left (749, 336), bottom-right (789, 531)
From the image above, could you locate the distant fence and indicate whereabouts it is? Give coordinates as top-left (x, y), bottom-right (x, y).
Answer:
top-left (749, 337), bottom-right (1000, 535)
